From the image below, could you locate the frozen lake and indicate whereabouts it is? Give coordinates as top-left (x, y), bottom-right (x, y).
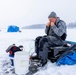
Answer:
top-left (0, 28), bottom-right (76, 75)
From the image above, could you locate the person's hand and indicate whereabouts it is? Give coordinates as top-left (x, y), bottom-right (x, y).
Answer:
top-left (46, 22), bottom-right (51, 27)
top-left (51, 22), bottom-right (54, 26)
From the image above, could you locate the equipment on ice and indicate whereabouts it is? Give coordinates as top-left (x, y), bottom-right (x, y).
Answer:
top-left (5, 41), bottom-right (76, 75)
top-left (14, 51), bottom-right (29, 75)
top-left (27, 40), bottom-right (76, 75)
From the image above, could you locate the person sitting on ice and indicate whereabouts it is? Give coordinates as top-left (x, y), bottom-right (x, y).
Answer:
top-left (30, 11), bottom-right (67, 66)
top-left (6, 44), bottom-right (23, 66)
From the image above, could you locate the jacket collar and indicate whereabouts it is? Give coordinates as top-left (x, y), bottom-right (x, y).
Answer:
top-left (55, 17), bottom-right (60, 25)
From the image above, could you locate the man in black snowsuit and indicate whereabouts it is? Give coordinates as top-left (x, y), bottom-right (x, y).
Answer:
top-left (31, 11), bottom-right (67, 66)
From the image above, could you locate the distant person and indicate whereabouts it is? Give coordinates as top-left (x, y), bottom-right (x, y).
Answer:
top-left (6, 44), bottom-right (23, 66)
top-left (30, 11), bottom-right (67, 66)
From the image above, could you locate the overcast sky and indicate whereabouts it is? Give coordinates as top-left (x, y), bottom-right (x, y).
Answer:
top-left (0, 0), bottom-right (76, 28)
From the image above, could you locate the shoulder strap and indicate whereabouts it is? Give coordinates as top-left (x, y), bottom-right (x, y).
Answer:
top-left (56, 20), bottom-right (66, 40)
top-left (56, 20), bottom-right (63, 27)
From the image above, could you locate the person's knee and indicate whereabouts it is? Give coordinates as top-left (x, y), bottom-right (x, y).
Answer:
top-left (35, 36), bottom-right (42, 45)
top-left (40, 37), bottom-right (48, 42)
top-left (35, 36), bottom-right (42, 42)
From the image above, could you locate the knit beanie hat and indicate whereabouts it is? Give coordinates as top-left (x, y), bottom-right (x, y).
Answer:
top-left (48, 12), bottom-right (57, 18)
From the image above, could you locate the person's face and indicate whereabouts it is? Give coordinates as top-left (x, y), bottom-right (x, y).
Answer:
top-left (48, 18), bottom-right (57, 23)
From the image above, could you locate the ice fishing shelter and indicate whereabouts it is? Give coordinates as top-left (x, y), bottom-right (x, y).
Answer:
top-left (7, 25), bottom-right (19, 32)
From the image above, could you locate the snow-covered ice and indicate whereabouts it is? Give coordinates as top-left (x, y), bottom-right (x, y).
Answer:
top-left (0, 29), bottom-right (76, 75)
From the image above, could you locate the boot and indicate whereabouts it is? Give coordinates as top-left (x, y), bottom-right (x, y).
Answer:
top-left (40, 59), bottom-right (47, 67)
top-left (30, 55), bottom-right (40, 60)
